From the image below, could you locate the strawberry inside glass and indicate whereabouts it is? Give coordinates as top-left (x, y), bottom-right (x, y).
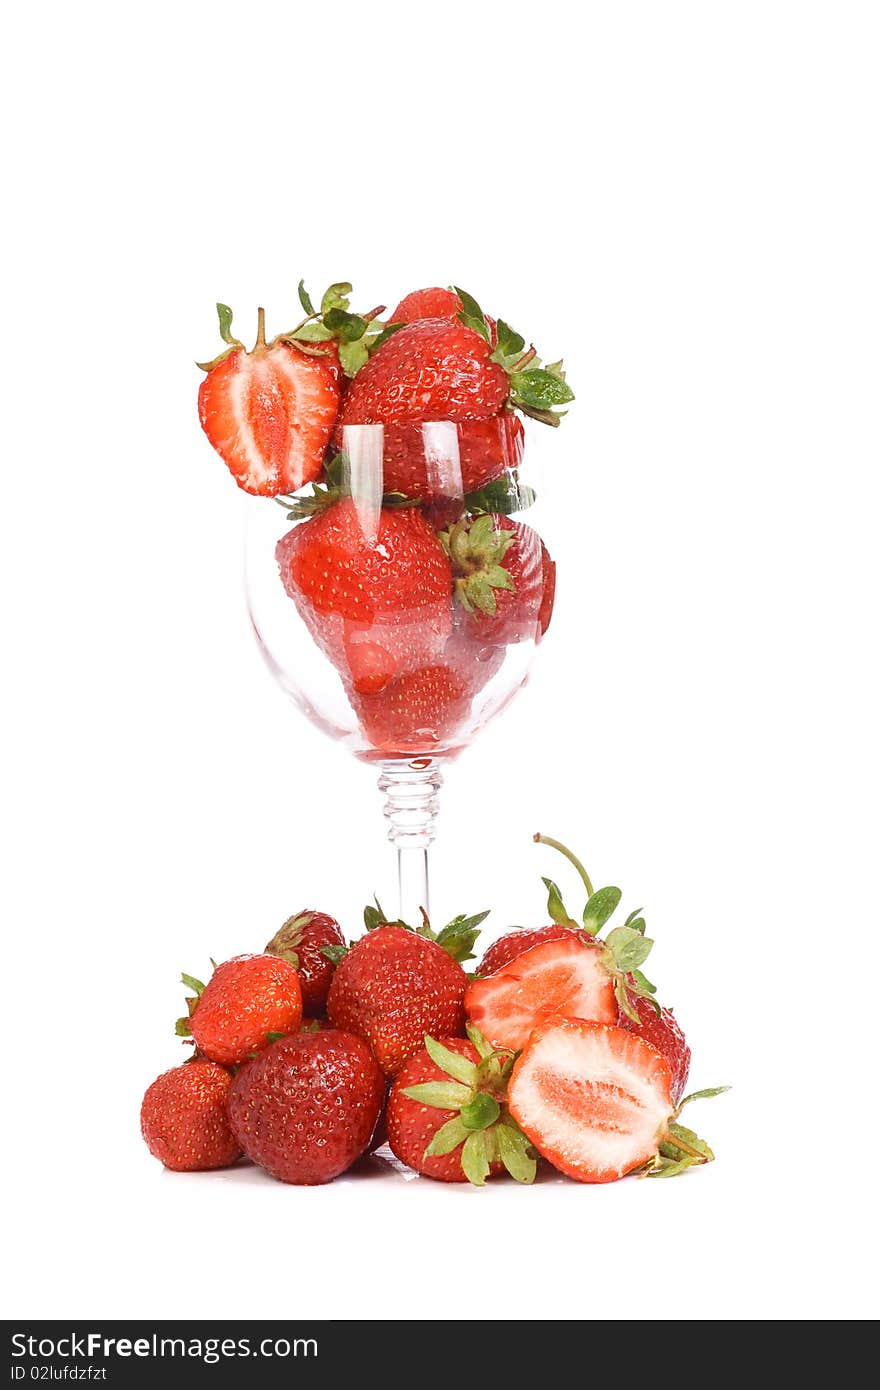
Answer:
top-left (200, 284), bottom-right (573, 919)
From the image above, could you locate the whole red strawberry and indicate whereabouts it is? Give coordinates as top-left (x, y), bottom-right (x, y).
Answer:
top-left (327, 921), bottom-right (476, 1076)
top-left (352, 661), bottom-right (471, 753)
top-left (388, 1030), bottom-right (535, 1185)
top-left (198, 306), bottom-right (339, 497)
top-left (140, 1061), bottom-right (241, 1172)
top-left (189, 955), bottom-right (302, 1066)
top-left (265, 910), bottom-right (346, 1016)
top-left (276, 499), bottom-right (453, 696)
top-left (440, 513), bottom-right (556, 645)
top-left (389, 287), bottom-right (463, 323)
top-left (341, 318), bottom-right (509, 428)
top-left (478, 922), bottom-right (595, 976)
top-left (617, 994), bottom-right (691, 1104)
top-left (228, 1029), bottom-right (384, 1184)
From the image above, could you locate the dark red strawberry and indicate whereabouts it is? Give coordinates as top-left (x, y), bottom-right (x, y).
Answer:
top-left (508, 1018), bottom-right (726, 1182)
top-left (276, 499), bottom-right (453, 696)
top-left (340, 318), bottom-right (509, 428)
top-left (227, 1029), bottom-right (385, 1184)
top-left (478, 922), bottom-right (595, 977)
top-left (387, 1029), bottom-right (536, 1185)
top-left (617, 994), bottom-right (691, 1104)
top-left (327, 918), bottom-right (480, 1076)
top-left (265, 911), bottom-right (347, 1016)
top-left (440, 514), bottom-right (556, 645)
top-left (140, 1061), bottom-right (241, 1172)
top-left (379, 413), bottom-right (525, 506)
top-left (186, 955), bottom-right (302, 1066)
top-left (197, 306), bottom-right (340, 497)
top-left (389, 287), bottom-right (463, 323)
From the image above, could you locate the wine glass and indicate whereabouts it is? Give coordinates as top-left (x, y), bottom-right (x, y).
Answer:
top-left (244, 418), bottom-right (555, 921)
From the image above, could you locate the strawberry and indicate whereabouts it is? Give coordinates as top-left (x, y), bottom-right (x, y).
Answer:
top-left (352, 661), bottom-right (471, 753)
top-left (617, 994), bottom-right (691, 1104)
top-left (197, 305), bottom-right (340, 497)
top-left (379, 413), bottom-right (526, 506)
top-left (140, 1060), bottom-right (241, 1172)
top-left (326, 910), bottom-right (485, 1076)
top-left (440, 513), bottom-right (556, 645)
top-left (227, 1029), bottom-right (385, 1184)
top-left (183, 955), bottom-right (302, 1067)
top-left (477, 922), bottom-right (595, 977)
top-left (264, 910), bottom-right (346, 1016)
top-left (508, 1018), bottom-right (727, 1182)
top-left (388, 1028), bottom-right (536, 1185)
top-left (276, 498), bottom-right (453, 696)
top-left (389, 287), bottom-right (463, 323)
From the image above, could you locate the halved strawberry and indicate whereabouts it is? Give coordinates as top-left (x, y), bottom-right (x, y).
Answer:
top-left (508, 1018), bottom-right (726, 1182)
top-left (197, 305), bottom-right (340, 497)
top-left (465, 935), bottom-right (618, 1051)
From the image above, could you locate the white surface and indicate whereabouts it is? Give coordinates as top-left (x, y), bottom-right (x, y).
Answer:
top-left (2, 0), bottom-right (878, 1322)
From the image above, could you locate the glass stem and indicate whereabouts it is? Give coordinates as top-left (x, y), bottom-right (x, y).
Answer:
top-left (378, 758), bottom-right (443, 923)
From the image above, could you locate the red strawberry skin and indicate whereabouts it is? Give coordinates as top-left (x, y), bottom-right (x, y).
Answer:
top-left (276, 500), bottom-right (453, 696)
top-left (140, 1061), bottom-right (241, 1172)
top-left (508, 1018), bottom-right (675, 1183)
top-left (380, 413), bottom-right (525, 505)
top-left (227, 1030), bottom-right (385, 1184)
top-left (389, 287), bottom-right (463, 323)
top-left (387, 1038), bottom-right (502, 1182)
top-left (327, 926), bottom-right (467, 1076)
top-left (352, 662), bottom-right (472, 753)
top-left (190, 955), bottom-right (303, 1067)
top-left (265, 911), bottom-right (346, 1016)
top-left (478, 923), bottom-right (596, 977)
top-left (340, 319), bottom-right (508, 427)
top-left (618, 995), bottom-right (691, 1104)
top-left (198, 342), bottom-right (339, 497)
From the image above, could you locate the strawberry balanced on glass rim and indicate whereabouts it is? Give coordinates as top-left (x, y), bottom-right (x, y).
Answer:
top-left (197, 282), bottom-right (573, 921)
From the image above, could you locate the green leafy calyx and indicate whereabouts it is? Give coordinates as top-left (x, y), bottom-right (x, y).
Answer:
top-left (644, 1087), bottom-right (731, 1178)
top-left (451, 285), bottom-right (575, 426)
top-left (360, 901), bottom-right (487, 963)
top-left (403, 1028), bottom-right (536, 1187)
top-left (439, 514), bottom-right (517, 618)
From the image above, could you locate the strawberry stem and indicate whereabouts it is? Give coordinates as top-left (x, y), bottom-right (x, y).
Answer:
top-left (255, 307), bottom-right (267, 350)
top-left (533, 833), bottom-right (594, 897)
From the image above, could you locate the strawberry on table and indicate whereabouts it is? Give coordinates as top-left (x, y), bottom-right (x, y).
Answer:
top-left (617, 994), bottom-right (691, 1104)
top-left (228, 1029), bottom-right (385, 1185)
top-left (276, 498), bottom-right (453, 696)
top-left (182, 955), bottom-right (303, 1067)
top-left (387, 1028), bottom-right (536, 1185)
top-left (440, 513), bottom-right (556, 645)
top-left (327, 909), bottom-right (485, 1076)
top-left (140, 1060), bottom-right (241, 1172)
top-left (265, 910), bottom-right (347, 1017)
top-left (197, 305), bottom-right (340, 497)
top-left (508, 1018), bottom-right (727, 1182)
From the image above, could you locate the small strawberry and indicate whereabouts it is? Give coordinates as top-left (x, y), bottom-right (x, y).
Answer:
top-left (440, 513), bottom-right (556, 645)
top-left (228, 1029), bottom-right (385, 1184)
top-left (342, 287), bottom-right (574, 432)
top-left (508, 1018), bottom-right (727, 1182)
top-left (465, 835), bottom-right (660, 1050)
top-left (389, 287), bottom-right (463, 323)
top-left (326, 908), bottom-right (485, 1076)
top-left (183, 955), bottom-right (303, 1067)
top-left (140, 1060), bottom-right (241, 1172)
top-left (265, 910), bottom-right (346, 1016)
top-left (352, 661), bottom-right (471, 753)
top-left (388, 1027), bottom-right (536, 1185)
top-left (617, 994), bottom-right (691, 1104)
top-left (276, 497), bottom-right (453, 696)
top-left (197, 305), bottom-right (340, 497)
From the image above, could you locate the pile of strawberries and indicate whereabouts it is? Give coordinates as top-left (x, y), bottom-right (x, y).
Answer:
top-left (141, 837), bottom-right (727, 1186)
top-left (197, 284), bottom-right (569, 754)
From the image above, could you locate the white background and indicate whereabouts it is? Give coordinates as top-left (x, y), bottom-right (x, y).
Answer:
top-left (3, 1), bottom-right (878, 1322)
